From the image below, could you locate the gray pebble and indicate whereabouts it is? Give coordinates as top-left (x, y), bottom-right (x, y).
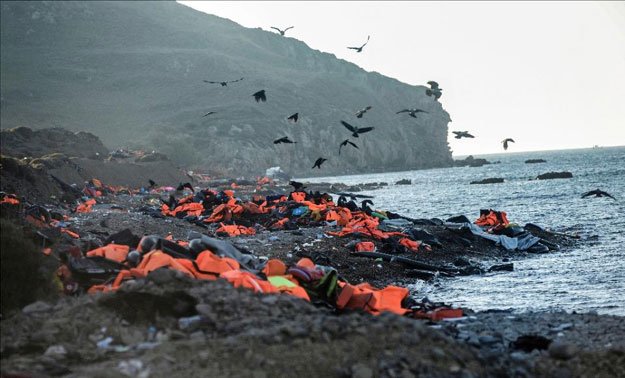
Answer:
top-left (23, 301), bottom-right (52, 314)
top-left (351, 363), bottom-right (373, 378)
top-left (548, 341), bottom-right (577, 360)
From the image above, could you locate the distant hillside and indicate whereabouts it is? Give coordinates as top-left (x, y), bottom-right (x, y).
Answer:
top-left (0, 1), bottom-right (453, 176)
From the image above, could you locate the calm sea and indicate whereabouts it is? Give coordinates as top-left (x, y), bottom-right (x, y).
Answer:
top-left (300, 146), bottom-right (625, 315)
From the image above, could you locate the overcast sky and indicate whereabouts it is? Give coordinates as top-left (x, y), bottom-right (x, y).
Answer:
top-left (179, 1), bottom-right (625, 156)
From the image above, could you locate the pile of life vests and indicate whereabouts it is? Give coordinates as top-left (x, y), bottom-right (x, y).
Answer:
top-left (156, 187), bottom-right (431, 252)
top-left (58, 235), bottom-right (420, 316)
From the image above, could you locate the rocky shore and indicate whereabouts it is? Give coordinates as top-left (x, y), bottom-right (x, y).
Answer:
top-left (1, 130), bottom-right (623, 377)
top-left (1, 178), bottom-right (624, 377)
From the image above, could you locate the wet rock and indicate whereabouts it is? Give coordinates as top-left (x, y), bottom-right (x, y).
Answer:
top-left (454, 155), bottom-right (491, 167)
top-left (395, 179), bottom-right (411, 185)
top-left (510, 352), bottom-right (529, 362)
top-left (488, 263), bottom-right (514, 272)
top-left (548, 341), bottom-right (577, 360)
top-left (23, 301), bottom-right (52, 314)
top-left (478, 335), bottom-right (500, 346)
top-left (525, 159), bottom-right (546, 164)
top-left (536, 171), bottom-right (573, 180)
top-left (470, 177), bottom-right (504, 185)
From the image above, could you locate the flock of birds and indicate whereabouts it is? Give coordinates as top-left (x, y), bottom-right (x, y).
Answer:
top-left (181, 26), bottom-right (619, 200)
top-left (264, 27), bottom-right (517, 152)
top-left (199, 28), bottom-right (456, 170)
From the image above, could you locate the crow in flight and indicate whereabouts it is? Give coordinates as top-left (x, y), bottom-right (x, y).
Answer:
top-left (426, 81), bottom-right (443, 101)
top-left (581, 189), bottom-right (616, 200)
top-left (347, 35), bottom-right (370, 53)
top-left (252, 90), bottom-right (267, 102)
top-left (355, 106), bottom-right (372, 118)
top-left (339, 139), bottom-right (359, 155)
top-left (396, 108), bottom-right (428, 118)
top-left (203, 78), bottom-right (244, 87)
top-left (287, 113), bottom-right (299, 123)
top-left (341, 120), bottom-right (374, 138)
top-left (452, 131), bottom-right (475, 139)
top-left (176, 182), bottom-right (194, 193)
top-left (202, 111), bottom-right (216, 117)
top-left (270, 26), bottom-right (294, 36)
top-left (312, 157), bottom-right (327, 169)
top-left (273, 137), bottom-right (296, 144)
top-left (289, 180), bottom-right (306, 191)
top-left (148, 179), bottom-right (156, 188)
top-left (502, 138), bottom-right (515, 150)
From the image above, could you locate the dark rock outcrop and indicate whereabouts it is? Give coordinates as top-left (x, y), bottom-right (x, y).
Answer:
top-left (470, 177), bottom-right (504, 185)
top-left (0, 127), bottom-right (108, 159)
top-left (525, 159), bottom-right (547, 164)
top-left (0, 1), bottom-right (453, 176)
top-left (454, 155), bottom-right (491, 167)
top-left (536, 172), bottom-right (573, 180)
top-left (395, 179), bottom-right (412, 185)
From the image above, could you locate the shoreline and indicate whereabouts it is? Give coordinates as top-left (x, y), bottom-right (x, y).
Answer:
top-left (2, 178), bottom-right (623, 376)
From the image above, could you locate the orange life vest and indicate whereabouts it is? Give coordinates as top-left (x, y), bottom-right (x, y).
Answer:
top-left (336, 282), bottom-right (410, 315)
top-left (86, 244), bottom-right (130, 263)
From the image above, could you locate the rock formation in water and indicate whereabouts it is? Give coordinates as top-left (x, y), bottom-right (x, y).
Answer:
top-left (1, 1), bottom-right (453, 176)
top-left (536, 172), bottom-right (573, 180)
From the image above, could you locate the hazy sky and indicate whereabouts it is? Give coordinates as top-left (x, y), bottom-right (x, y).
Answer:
top-left (179, 1), bottom-right (625, 156)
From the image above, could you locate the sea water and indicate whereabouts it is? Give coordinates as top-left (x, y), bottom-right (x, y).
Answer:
top-left (300, 146), bottom-right (625, 315)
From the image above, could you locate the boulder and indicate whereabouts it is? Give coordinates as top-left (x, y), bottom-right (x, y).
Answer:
top-left (470, 177), bottom-right (504, 185)
top-left (395, 179), bottom-right (412, 185)
top-left (536, 171), bottom-right (573, 180)
top-left (525, 159), bottom-right (546, 164)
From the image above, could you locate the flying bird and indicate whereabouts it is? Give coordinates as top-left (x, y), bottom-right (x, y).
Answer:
top-left (270, 26), bottom-right (294, 36)
top-left (452, 131), bottom-right (475, 139)
top-left (339, 139), bottom-right (359, 155)
top-left (203, 78), bottom-right (244, 87)
top-left (426, 81), bottom-right (443, 101)
top-left (287, 113), bottom-right (299, 123)
top-left (396, 109), bottom-right (428, 118)
top-left (289, 180), bottom-right (306, 191)
top-left (202, 111), bottom-right (216, 117)
top-left (341, 120), bottom-right (374, 138)
top-left (581, 189), bottom-right (616, 200)
top-left (273, 136), bottom-right (296, 144)
top-left (355, 106), bottom-right (372, 118)
top-left (176, 182), bottom-right (194, 193)
top-left (252, 90), bottom-right (267, 102)
top-left (312, 157), bottom-right (327, 169)
top-left (502, 138), bottom-right (515, 150)
top-left (148, 179), bottom-right (156, 188)
top-left (347, 35), bottom-right (370, 53)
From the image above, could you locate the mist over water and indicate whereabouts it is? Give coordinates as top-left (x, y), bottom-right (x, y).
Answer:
top-left (300, 147), bottom-right (625, 315)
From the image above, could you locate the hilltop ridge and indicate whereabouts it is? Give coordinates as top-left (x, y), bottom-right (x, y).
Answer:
top-left (1, 1), bottom-right (452, 175)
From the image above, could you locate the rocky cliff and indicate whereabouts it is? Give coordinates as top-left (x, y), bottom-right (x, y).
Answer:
top-left (1, 1), bottom-right (453, 176)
